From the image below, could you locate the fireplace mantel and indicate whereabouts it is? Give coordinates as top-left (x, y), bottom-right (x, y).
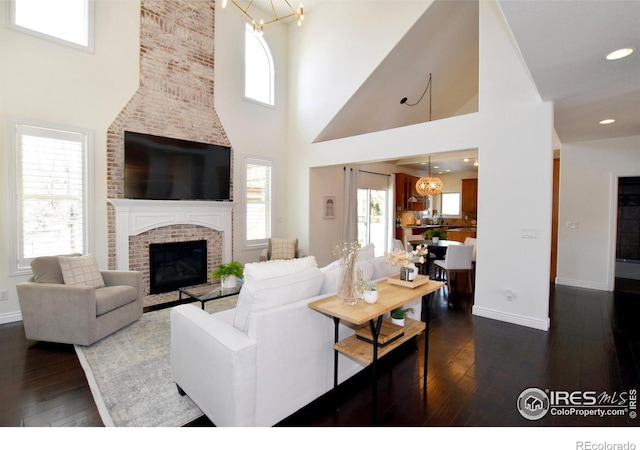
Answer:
top-left (108, 199), bottom-right (235, 270)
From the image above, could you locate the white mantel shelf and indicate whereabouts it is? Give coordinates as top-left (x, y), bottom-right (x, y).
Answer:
top-left (108, 199), bottom-right (236, 270)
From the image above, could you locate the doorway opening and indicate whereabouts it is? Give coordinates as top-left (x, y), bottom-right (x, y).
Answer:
top-left (615, 176), bottom-right (640, 294)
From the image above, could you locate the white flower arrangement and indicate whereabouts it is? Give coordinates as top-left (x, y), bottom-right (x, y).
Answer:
top-left (384, 244), bottom-right (429, 268)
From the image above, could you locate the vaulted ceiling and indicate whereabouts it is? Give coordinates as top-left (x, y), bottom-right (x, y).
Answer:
top-left (314, 0), bottom-right (479, 143)
top-left (250, 1), bottom-right (640, 172)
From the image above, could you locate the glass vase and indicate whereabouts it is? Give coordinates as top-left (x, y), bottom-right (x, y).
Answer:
top-left (338, 259), bottom-right (359, 306)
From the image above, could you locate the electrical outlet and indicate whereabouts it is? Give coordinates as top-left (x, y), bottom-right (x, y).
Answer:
top-left (0, 290), bottom-right (9, 301)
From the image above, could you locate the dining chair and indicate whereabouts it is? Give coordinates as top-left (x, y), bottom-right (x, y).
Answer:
top-left (464, 236), bottom-right (477, 274)
top-left (433, 244), bottom-right (474, 294)
top-left (463, 237), bottom-right (477, 262)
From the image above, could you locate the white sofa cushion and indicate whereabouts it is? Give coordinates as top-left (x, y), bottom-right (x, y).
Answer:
top-left (233, 266), bottom-right (324, 333)
top-left (319, 259), bottom-right (374, 295)
top-left (243, 256), bottom-right (317, 282)
top-left (319, 260), bottom-right (340, 295)
top-left (357, 242), bottom-right (375, 261)
top-left (371, 255), bottom-right (401, 280)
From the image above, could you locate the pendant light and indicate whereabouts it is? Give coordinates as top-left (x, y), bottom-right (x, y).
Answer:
top-left (415, 156), bottom-right (443, 197)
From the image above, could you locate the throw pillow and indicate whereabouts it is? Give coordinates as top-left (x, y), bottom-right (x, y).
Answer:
top-left (58, 254), bottom-right (105, 288)
top-left (268, 238), bottom-right (297, 260)
top-left (243, 255), bottom-right (317, 282)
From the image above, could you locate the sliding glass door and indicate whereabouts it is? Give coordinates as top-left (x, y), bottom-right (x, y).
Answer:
top-left (357, 188), bottom-right (388, 256)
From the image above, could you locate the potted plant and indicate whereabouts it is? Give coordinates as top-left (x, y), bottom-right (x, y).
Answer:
top-left (361, 280), bottom-right (378, 304)
top-left (390, 306), bottom-right (415, 326)
top-left (211, 261), bottom-right (244, 288)
top-left (424, 228), bottom-right (446, 243)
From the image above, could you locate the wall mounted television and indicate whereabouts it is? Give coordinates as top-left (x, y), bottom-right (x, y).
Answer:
top-left (124, 131), bottom-right (231, 201)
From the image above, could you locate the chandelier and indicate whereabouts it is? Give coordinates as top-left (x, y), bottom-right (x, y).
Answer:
top-left (222, 0), bottom-right (304, 35)
top-left (415, 156), bottom-right (443, 197)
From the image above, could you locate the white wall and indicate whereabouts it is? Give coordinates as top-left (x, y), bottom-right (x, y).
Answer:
top-left (214, 0), bottom-right (291, 264)
top-left (557, 135), bottom-right (640, 291)
top-left (0, 0), bottom-right (140, 322)
top-left (286, 1), bottom-right (432, 253)
top-left (309, 161), bottom-right (404, 267)
top-left (289, 0), bottom-right (553, 330)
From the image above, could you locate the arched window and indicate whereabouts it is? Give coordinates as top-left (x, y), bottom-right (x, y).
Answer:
top-left (244, 23), bottom-right (275, 106)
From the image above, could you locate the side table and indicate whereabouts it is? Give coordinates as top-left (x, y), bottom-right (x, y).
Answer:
top-left (308, 277), bottom-right (444, 422)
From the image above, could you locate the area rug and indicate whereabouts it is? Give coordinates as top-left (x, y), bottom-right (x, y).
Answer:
top-left (75, 296), bottom-right (238, 427)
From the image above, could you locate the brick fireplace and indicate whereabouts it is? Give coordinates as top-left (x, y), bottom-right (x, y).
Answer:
top-left (106, 0), bottom-right (232, 303)
top-left (108, 199), bottom-right (233, 299)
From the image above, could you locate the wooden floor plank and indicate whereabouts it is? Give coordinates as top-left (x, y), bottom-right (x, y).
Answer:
top-left (0, 283), bottom-right (638, 427)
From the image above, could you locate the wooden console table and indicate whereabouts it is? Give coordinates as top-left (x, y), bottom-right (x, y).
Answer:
top-left (308, 277), bottom-right (444, 422)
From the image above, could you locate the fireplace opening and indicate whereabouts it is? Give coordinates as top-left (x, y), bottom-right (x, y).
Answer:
top-left (149, 240), bottom-right (207, 294)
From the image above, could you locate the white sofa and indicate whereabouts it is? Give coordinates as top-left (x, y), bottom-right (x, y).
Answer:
top-left (170, 248), bottom-right (424, 426)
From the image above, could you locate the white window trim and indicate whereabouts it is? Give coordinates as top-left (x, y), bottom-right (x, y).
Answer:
top-left (244, 155), bottom-right (274, 250)
top-left (8, 119), bottom-right (94, 276)
top-left (242, 22), bottom-right (275, 108)
top-left (6, 0), bottom-right (95, 53)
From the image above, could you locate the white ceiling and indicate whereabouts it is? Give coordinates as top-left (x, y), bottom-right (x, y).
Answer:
top-left (250, 1), bottom-right (640, 173)
top-left (499, 0), bottom-right (640, 143)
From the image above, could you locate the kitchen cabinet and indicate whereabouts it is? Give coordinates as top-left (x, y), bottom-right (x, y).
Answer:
top-left (461, 178), bottom-right (478, 213)
top-left (447, 228), bottom-right (477, 243)
top-left (395, 173), bottom-right (423, 211)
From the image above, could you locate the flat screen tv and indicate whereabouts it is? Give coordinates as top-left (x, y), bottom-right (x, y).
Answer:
top-left (124, 131), bottom-right (231, 201)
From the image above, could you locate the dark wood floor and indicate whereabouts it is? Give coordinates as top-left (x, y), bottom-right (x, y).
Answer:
top-left (1, 281), bottom-right (639, 428)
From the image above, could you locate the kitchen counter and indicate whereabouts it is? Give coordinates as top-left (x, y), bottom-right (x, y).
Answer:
top-left (396, 224), bottom-right (477, 243)
top-left (399, 225), bottom-right (475, 230)
top-left (401, 225), bottom-right (441, 229)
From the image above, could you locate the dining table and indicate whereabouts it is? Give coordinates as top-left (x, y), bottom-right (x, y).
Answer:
top-left (408, 239), bottom-right (464, 277)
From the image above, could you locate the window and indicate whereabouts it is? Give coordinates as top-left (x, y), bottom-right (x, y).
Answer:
top-left (8, 0), bottom-right (94, 51)
top-left (245, 158), bottom-right (272, 245)
top-left (244, 23), bottom-right (275, 105)
top-left (10, 121), bottom-right (93, 273)
top-left (442, 192), bottom-right (461, 217)
top-left (356, 171), bottom-right (391, 256)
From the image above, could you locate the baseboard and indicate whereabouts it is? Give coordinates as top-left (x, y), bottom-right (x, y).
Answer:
top-left (0, 311), bottom-right (23, 325)
top-left (472, 305), bottom-right (550, 331)
top-left (555, 277), bottom-right (610, 291)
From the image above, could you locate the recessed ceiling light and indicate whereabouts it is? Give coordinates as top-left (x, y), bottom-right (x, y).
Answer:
top-left (599, 119), bottom-right (616, 125)
top-left (606, 48), bottom-right (634, 60)
top-left (433, 165), bottom-right (440, 169)
top-left (463, 158), bottom-right (470, 162)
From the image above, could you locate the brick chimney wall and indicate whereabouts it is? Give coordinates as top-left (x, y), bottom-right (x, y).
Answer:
top-left (106, 0), bottom-right (231, 290)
